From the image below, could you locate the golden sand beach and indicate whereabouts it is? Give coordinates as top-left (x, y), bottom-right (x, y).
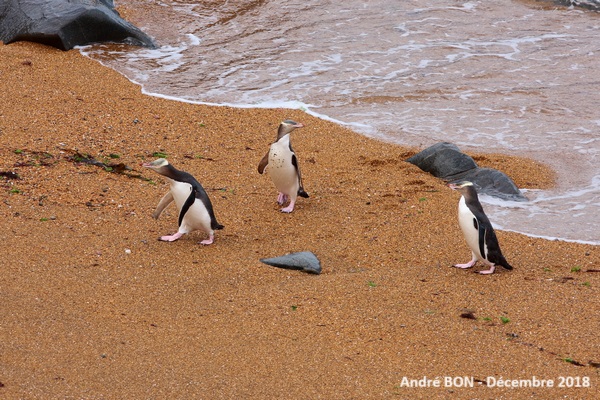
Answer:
top-left (1, 41), bottom-right (598, 398)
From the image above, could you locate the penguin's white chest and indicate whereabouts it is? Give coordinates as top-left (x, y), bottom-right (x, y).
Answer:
top-left (268, 138), bottom-right (299, 195)
top-left (457, 196), bottom-right (485, 260)
top-left (169, 180), bottom-right (194, 210)
top-left (169, 180), bottom-right (211, 234)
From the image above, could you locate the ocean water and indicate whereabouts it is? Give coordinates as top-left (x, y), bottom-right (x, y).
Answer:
top-left (81, 0), bottom-right (599, 244)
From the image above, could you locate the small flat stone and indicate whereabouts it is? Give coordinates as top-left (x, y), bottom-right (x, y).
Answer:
top-left (260, 251), bottom-right (321, 274)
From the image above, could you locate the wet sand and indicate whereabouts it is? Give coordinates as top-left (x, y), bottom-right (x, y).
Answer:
top-left (1, 42), bottom-right (598, 399)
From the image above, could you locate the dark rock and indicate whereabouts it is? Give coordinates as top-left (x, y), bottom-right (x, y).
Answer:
top-left (260, 251), bottom-right (322, 275)
top-left (406, 142), bottom-right (477, 179)
top-left (406, 142), bottom-right (527, 201)
top-left (553, 0), bottom-right (600, 11)
top-left (448, 167), bottom-right (525, 201)
top-left (0, 0), bottom-right (156, 50)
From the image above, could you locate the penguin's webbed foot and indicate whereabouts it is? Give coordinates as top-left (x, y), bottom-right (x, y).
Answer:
top-left (453, 261), bottom-right (476, 269)
top-left (277, 192), bottom-right (288, 205)
top-left (159, 232), bottom-right (183, 242)
top-left (280, 200), bottom-right (295, 213)
top-left (478, 265), bottom-right (496, 275)
top-left (200, 234), bottom-right (215, 245)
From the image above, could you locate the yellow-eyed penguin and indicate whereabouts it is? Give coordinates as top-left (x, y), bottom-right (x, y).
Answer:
top-left (143, 158), bottom-right (223, 245)
top-left (448, 181), bottom-right (513, 274)
top-left (257, 120), bottom-right (309, 213)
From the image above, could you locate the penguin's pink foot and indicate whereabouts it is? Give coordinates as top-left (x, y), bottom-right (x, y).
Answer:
top-left (159, 232), bottom-right (183, 242)
top-left (280, 200), bottom-right (296, 213)
top-left (478, 265), bottom-right (496, 275)
top-left (200, 235), bottom-right (215, 245)
top-left (453, 260), bottom-right (476, 269)
top-left (277, 192), bottom-right (288, 205)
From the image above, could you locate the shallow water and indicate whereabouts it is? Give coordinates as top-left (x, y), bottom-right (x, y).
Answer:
top-left (81, 0), bottom-right (600, 244)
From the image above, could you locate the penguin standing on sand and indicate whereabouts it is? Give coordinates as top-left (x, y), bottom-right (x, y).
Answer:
top-left (143, 158), bottom-right (223, 245)
top-left (448, 181), bottom-right (513, 274)
top-left (257, 120), bottom-right (309, 213)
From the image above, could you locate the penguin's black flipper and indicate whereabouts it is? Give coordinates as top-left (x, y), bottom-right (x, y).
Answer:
top-left (474, 217), bottom-right (487, 260)
top-left (291, 154), bottom-right (301, 175)
top-left (193, 185), bottom-right (224, 230)
top-left (179, 188), bottom-right (196, 227)
top-left (291, 154), bottom-right (309, 198)
top-left (257, 150), bottom-right (270, 174)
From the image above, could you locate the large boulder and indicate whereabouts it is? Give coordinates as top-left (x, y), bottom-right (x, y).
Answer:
top-left (406, 142), bottom-right (527, 201)
top-left (0, 0), bottom-right (156, 50)
top-left (554, 0), bottom-right (600, 11)
top-left (405, 142), bottom-right (478, 179)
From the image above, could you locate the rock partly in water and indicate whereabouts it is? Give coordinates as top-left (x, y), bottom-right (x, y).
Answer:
top-left (448, 167), bottom-right (525, 201)
top-left (260, 251), bottom-right (322, 275)
top-left (406, 142), bottom-right (477, 179)
top-left (554, 0), bottom-right (600, 11)
top-left (0, 0), bottom-right (156, 50)
top-left (406, 142), bottom-right (527, 201)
